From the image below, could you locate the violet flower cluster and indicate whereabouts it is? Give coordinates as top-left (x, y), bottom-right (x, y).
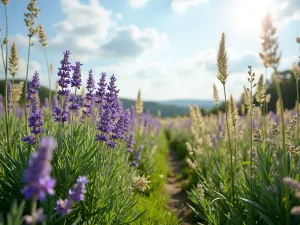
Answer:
top-left (23, 72), bottom-right (44, 145)
top-left (82, 69), bottom-right (96, 120)
top-left (95, 72), bottom-right (107, 112)
top-left (71, 61), bottom-right (83, 89)
top-left (57, 50), bottom-right (72, 97)
top-left (127, 132), bottom-right (135, 153)
top-left (96, 74), bottom-right (124, 148)
top-left (55, 176), bottom-right (89, 216)
top-left (22, 137), bottom-right (56, 200)
top-left (54, 50), bottom-right (72, 123)
top-left (132, 145), bottom-right (143, 167)
top-left (26, 71), bottom-right (40, 105)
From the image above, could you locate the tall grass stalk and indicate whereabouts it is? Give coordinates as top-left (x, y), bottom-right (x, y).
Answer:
top-left (264, 67), bottom-right (268, 138)
top-left (222, 85), bottom-right (234, 202)
top-left (273, 70), bottom-right (289, 224)
top-left (43, 48), bottom-right (51, 106)
top-left (24, 36), bottom-right (32, 132)
top-left (3, 4), bottom-right (10, 152)
top-left (296, 78), bottom-right (299, 140)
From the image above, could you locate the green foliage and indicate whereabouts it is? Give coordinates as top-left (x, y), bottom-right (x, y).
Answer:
top-left (132, 133), bottom-right (180, 225)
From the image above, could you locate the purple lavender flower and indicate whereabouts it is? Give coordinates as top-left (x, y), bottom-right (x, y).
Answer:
top-left (96, 74), bottom-right (121, 147)
top-left (105, 74), bottom-right (119, 105)
top-left (212, 132), bottom-right (218, 148)
top-left (270, 112), bottom-right (280, 124)
top-left (27, 71), bottom-right (40, 103)
top-left (71, 61), bottom-right (83, 89)
top-left (69, 176), bottom-right (89, 202)
top-left (51, 95), bottom-right (58, 116)
top-left (95, 72), bottom-right (107, 109)
top-left (23, 97), bottom-right (44, 145)
top-left (55, 199), bottom-right (74, 216)
top-left (0, 95), bottom-right (4, 116)
top-left (23, 73), bottom-right (44, 145)
top-left (69, 95), bottom-right (81, 115)
top-left (87, 69), bottom-right (96, 90)
top-left (22, 137), bottom-right (56, 200)
top-left (57, 50), bottom-right (72, 97)
top-left (24, 208), bottom-right (46, 224)
top-left (112, 110), bottom-right (131, 140)
top-left (82, 70), bottom-right (96, 120)
top-left (54, 98), bottom-right (69, 123)
top-left (127, 132), bottom-right (135, 152)
top-left (132, 145), bottom-right (143, 167)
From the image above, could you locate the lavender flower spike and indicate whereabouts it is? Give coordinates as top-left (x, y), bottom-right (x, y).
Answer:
top-left (132, 145), bottom-right (144, 167)
top-left (57, 50), bottom-right (72, 97)
top-left (27, 71), bottom-right (40, 102)
top-left (69, 176), bottom-right (89, 202)
top-left (71, 61), bottom-right (83, 89)
top-left (22, 137), bottom-right (56, 201)
top-left (55, 199), bottom-right (74, 216)
top-left (127, 132), bottom-right (135, 153)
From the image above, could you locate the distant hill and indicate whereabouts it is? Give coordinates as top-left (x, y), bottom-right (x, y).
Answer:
top-left (159, 99), bottom-right (215, 110)
top-left (120, 98), bottom-right (189, 117)
top-left (0, 80), bottom-right (189, 117)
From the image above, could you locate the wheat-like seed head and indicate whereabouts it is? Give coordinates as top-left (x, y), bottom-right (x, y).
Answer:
top-left (229, 95), bottom-right (238, 129)
top-left (217, 33), bottom-right (228, 85)
top-left (136, 89), bottom-right (143, 115)
top-left (193, 105), bottom-right (203, 129)
top-left (38, 24), bottom-right (48, 47)
top-left (292, 63), bottom-right (300, 80)
top-left (259, 13), bottom-right (281, 69)
top-left (276, 99), bottom-right (282, 115)
top-left (11, 82), bottom-right (24, 104)
top-left (1, 0), bottom-right (9, 5)
top-left (8, 41), bottom-right (20, 77)
top-left (24, 0), bottom-right (40, 38)
top-left (213, 83), bottom-right (219, 106)
top-left (255, 74), bottom-right (266, 103)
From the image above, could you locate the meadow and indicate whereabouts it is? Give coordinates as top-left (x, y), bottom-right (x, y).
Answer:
top-left (0, 0), bottom-right (300, 225)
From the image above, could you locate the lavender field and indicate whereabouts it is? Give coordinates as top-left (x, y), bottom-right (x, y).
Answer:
top-left (0, 0), bottom-right (300, 224)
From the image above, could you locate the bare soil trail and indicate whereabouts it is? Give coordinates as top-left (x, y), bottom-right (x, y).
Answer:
top-left (165, 150), bottom-right (196, 225)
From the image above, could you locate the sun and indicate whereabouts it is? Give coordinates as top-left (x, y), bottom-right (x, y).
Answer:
top-left (234, 0), bottom-right (276, 33)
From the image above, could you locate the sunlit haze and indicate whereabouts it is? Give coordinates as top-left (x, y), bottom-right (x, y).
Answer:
top-left (0, 0), bottom-right (299, 101)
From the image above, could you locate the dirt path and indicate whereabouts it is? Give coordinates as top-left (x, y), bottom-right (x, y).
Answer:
top-left (165, 151), bottom-right (196, 225)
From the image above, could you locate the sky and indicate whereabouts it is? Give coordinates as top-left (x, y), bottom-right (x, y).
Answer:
top-left (0, 0), bottom-right (299, 101)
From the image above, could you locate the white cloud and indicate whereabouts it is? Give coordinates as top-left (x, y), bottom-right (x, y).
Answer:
top-left (43, 0), bottom-right (166, 60)
top-left (115, 13), bottom-right (123, 20)
top-left (276, 10), bottom-right (300, 28)
top-left (100, 25), bottom-right (168, 58)
top-left (93, 48), bottom-right (264, 101)
top-left (171, 0), bottom-right (208, 14)
top-left (129, 0), bottom-right (150, 9)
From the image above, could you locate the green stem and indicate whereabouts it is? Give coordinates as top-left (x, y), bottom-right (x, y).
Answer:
top-left (223, 84), bottom-right (234, 203)
top-left (216, 105), bottom-right (221, 160)
top-left (24, 37), bottom-right (32, 133)
top-left (43, 47), bottom-right (51, 107)
top-left (296, 78), bottom-right (299, 140)
top-left (3, 5), bottom-right (10, 153)
top-left (274, 69), bottom-right (289, 224)
top-left (31, 196), bottom-right (37, 225)
top-left (264, 67), bottom-right (268, 138)
top-left (249, 79), bottom-right (254, 224)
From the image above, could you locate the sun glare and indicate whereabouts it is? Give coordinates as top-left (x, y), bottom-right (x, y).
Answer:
top-left (234, 0), bottom-right (275, 33)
